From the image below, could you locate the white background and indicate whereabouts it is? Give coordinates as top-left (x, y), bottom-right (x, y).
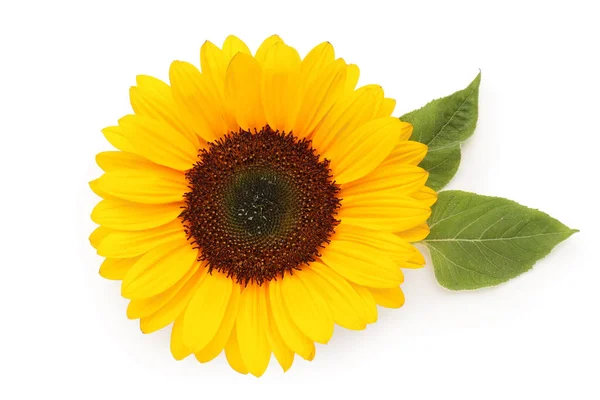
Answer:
top-left (1, 0), bottom-right (598, 398)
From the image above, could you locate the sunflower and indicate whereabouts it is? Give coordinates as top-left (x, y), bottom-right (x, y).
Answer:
top-left (90, 35), bottom-right (437, 376)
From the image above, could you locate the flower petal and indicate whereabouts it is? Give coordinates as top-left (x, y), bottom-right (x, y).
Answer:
top-left (183, 271), bottom-right (233, 352)
top-left (348, 282), bottom-right (378, 324)
top-left (91, 199), bottom-right (183, 231)
top-left (222, 35), bottom-right (251, 60)
top-left (96, 219), bottom-right (186, 258)
top-left (300, 41), bottom-right (335, 89)
top-left (307, 263), bottom-right (366, 330)
top-left (121, 238), bottom-right (198, 299)
top-left (236, 284), bottom-right (271, 377)
top-left (102, 125), bottom-right (134, 152)
top-left (377, 98), bottom-right (396, 118)
top-left (224, 327), bottom-right (249, 375)
top-left (320, 239), bottom-right (404, 288)
top-left (268, 279), bottom-right (315, 360)
top-left (139, 264), bottom-right (207, 333)
top-left (255, 35), bottom-right (284, 64)
top-left (341, 164), bottom-right (428, 198)
top-left (169, 61), bottom-right (226, 142)
top-left (339, 194), bottom-right (431, 232)
top-left (383, 141), bottom-right (428, 167)
top-left (118, 114), bottom-right (198, 171)
top-left (127, 261), bottom-right (201, 319)
top-left (89, 226), bottom-right (111, 249)
top-left (200, 40), bottom-right (228, 92)
top-left (324, 117), bottom-right (403, 184)
top-left (294, 59), bottom-right (347, 138)
top-left (170, 316), bottom-right (192, 360)
top-left (311, 85), bottom-right (382, 154)
top-left (369, 286), bottom-right (406, 309)
top-left (93, 167), bottom-right (187, 204)
top-left (130, 75), bottom-right (199, 147)
top-left (281, 271), bottom-right (334, 344)
top-left (195, 282), bottom-right (241, 363)
top-left (412, 186), bottom-right (438, 207)
top-left (265, 293), bottom-right (294, 371)
top-left (260, 42), bottom-right (301, 132)
top-left (333, 223), bottom-right (415, 264)
top-left (224, 53), bottom-right (266, 130)
top-left (344, 64), bottom-right (360, 93)
top-left (95, 151), bottom-right (157, 172)
top-left (99, 256), bottom-right (139, 280)
top-left (396, 223), bottom-right (431, 242)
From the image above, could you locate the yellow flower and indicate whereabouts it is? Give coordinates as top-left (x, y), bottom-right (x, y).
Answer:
top-left (90, 35), bottom-right (437, 376)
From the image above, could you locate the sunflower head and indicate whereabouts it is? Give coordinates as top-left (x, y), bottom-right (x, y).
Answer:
top-left (182, 126), bottom-right (341, 285)
top-left (90, 34), bottom-right (437, 377)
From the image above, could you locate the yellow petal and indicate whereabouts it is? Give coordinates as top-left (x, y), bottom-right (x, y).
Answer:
top-left (139, 264), bottom-right (208, 333)
top-left (399, 120), bottom-right (414, 140)
top-left (348, 282), bottom-right (378, 324)
top-left (121, 238), bottom-right (198, 299)
top-left (333, 223), bottom-right (415, 264)
top-left (377, 98), bottom-right (396, 118)
top-left (344, 64), bottom-right (360, 93)
top-left (265, 292), bottom-right (294, 372)
top-left (200, 40), bottom-right (228, 92)
top-left (224, 327), bottom-right (249, 375)
top-left (89, 178), bottom-right (115, 199)
top-left (198, 41), bottom-right (243, 133)
top-left (183, 271), bottom-right (233, 352)
top-left (260, 42), bottom-right (301, 132)
top-left (324, 117), bottom-right (403, 184)
top-left (396, 223), bottom-right (431, 242)
top-left (224, 53), bottom-right (266, 130)
top-left (369, 286), bottom-right (406, 309)
top-left (93, 167), bottom-right (187, 204)
top-left (383, 141), bottom-right (428, 167)
top-left (169, 61), bottom-right (226, 142)
top-left (89, 226), bottom-right (111, 249)
top-left (102, 125), bottom-right (134, 152)
top-left (412, 186), bottom-right (438, 207)
top-left (255, 35), bottom-right (284, 65)
top-left (268, 279), bottom-right (315, 360)
top-left (408, 245), bottom-right (426, 265)
top-left (320, 240), bottom-right (404, 288)
top-left (311, 85), bottom-right (383, 155)
top-left (294, 59), bottom-right (347, 139)
top-left (96, 151), bottom-right (156, 172)
top-left (195, 282), bottom-right (241, 363)
top-left (338, 194), bottom-right (431, 232)
top-left (127, 260), bottom-right (200, 319)
top-left (236, 284), bottom-right (271, 377)
top-left (136, 75), bottom-right (170, 96)
top-left (97, 219), bottom-right (186, 258)
top-left (99, 257), bottom-right (139, 280)
top-left (341, 164), bottom-right (428, 198)
top-left (300, 41), bottom-right (335, 89)
top-left (222, 35), bottom-right (251, 60)
top-left (91, 199), bottom-right (183, 231)
top-left (307, 263), bottom-right (366, 330)
top-left (118, 114), bottom-right (198, 171)
top-left (281, 271), bottom-right (334, 344)
top-left (170, 316), bottom-right (192, 360)
top-left (130, 76), bottom-right (199, 148)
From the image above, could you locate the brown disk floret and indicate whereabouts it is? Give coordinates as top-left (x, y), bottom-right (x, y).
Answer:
top-left (182, 127), bottom-right (341, 285)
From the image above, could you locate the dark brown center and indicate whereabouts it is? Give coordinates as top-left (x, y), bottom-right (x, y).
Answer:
top-left (182, 127), bottom-right (341, 285)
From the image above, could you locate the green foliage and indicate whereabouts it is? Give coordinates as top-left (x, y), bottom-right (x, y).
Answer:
top-left (401, 73), bottom-right (480, 190)
top-left (423, 191), bottom-right (577, 290)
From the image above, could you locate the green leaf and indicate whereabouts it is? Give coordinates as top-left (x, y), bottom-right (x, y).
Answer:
top-left (401, 73), bottom-right (480, 190)
top-left (422, 191), bottom-right (577, 290)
